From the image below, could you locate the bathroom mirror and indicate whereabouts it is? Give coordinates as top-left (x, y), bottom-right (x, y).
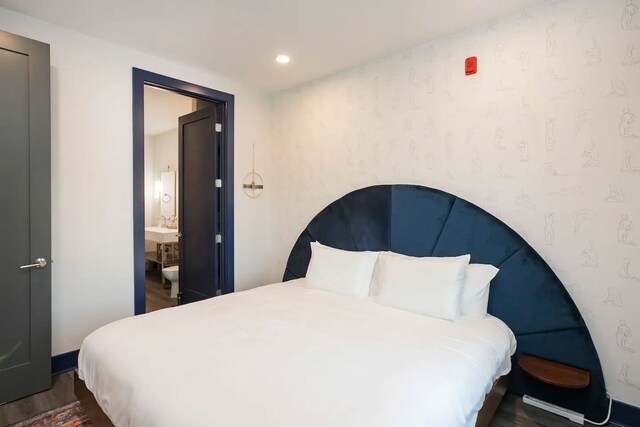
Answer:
top-left (160, 170), bottom-right (176, 218)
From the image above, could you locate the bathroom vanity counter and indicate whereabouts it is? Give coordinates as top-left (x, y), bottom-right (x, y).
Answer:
top-left (145, 227), bottom-right (179, 285)
top-left (145, 227), bottom-right (179, 243)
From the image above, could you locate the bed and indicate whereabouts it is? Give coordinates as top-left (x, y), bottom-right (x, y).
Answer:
top-left (75, 184), bottom-right (607, 425)
top-left (78, 280), bottom-right (515, 427)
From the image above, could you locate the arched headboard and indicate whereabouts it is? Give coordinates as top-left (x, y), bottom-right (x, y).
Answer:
top-left (283, 184), bottom-right (607, 420)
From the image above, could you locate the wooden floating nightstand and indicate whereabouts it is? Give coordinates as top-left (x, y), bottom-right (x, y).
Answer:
top-left (519, 353), bottom-right (590, 389)
top-left (519, 354), bottom-right (591, 424)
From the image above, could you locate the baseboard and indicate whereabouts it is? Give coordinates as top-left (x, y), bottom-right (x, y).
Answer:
top-left (51, 349), bottom-right (79, 375)
top-left (611, 399), bottom-right (640, 427)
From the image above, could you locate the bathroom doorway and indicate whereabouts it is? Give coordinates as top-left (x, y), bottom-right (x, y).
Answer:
top-left (133, 69), bottom-right (234, 314)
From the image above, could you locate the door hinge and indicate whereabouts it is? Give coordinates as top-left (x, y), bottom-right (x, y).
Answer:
top-left (177, 291), bottom-right (183, 305)
top-left (216, 234), bottom-right (222, 244)
top-left (215, 123), bottom-right (222, 132)
top-left (215, 179), bottom-right (222, 188)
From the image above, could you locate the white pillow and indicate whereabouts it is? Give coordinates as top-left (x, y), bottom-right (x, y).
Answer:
top-left (369, 252), bottom-right (463, 296)
top-left (375, 253), bottom-right (470, 321)
top-left (460, 264), bottom-right (499, 319)
top-left (371, 252), bottom-right (499, 319)
top-left (304, 242), bottom-right (379, 298)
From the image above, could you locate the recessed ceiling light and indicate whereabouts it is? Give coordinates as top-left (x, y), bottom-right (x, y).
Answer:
top-left (275, 55), bottom-right (290, 64)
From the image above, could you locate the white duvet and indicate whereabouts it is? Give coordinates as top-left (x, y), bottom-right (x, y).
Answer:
top-left (78, 280), bottom-right (516, 427)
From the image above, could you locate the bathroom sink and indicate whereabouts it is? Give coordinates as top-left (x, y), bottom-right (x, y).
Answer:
top-left (145, 227), bottom-right (179, 243)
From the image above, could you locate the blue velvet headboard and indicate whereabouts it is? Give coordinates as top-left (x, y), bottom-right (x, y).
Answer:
top-left (283, 184), bottom-right (607, 420)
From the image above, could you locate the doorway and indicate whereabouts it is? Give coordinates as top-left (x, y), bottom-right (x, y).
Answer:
top-left (133, 69), bottom-right (234, 315)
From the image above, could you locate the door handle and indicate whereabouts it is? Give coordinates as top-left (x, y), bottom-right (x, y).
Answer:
top-left (20, 258), bottom-right (47, 269)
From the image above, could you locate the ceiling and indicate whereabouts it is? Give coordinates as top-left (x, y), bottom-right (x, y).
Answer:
top-left (0, 0), bottom-right (546, 92)
top-left (143, 86), bottom-right (193, 137)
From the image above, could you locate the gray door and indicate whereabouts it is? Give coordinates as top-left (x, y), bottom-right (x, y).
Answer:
top-left (0, 30), bottom-right (51, 404)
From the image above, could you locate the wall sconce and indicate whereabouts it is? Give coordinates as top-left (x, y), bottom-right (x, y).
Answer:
top-left (154, 180), bottom-right (163, 200)
top-left (243, 144), bottom-right (264, 198)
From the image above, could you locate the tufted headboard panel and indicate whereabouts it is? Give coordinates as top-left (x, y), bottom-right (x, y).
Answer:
top-left (283, 184), bottom-right (607, 420)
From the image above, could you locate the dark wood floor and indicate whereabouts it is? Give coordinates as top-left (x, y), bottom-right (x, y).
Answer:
top-left (1, 371), bottom-right (594, 426)
top-left (0, 372), bottom-right (75, 426)
top-left (145, 270), bottom-right (175, 313)
top-left (488, 394), bottom-right (593, 426)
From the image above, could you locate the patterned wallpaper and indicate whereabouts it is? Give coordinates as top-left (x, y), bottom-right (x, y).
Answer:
top-left (272, 0), bottom-right (640, 407)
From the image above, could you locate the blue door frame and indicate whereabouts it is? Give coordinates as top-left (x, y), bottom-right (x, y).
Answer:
top-left (132, 68), bottom-right (234, 315)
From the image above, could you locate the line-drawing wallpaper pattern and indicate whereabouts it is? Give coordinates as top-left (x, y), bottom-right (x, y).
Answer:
top-left (272, 0), bottom-right (640, 407)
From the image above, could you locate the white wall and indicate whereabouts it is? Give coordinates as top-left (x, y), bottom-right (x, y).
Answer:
top-left (143, 87), bottom-right (193, 237)
top-left (143, 86), bottom-right (194, 137)
top-left (272, 0), bottom-right (640, 407)
top-left (143, 135), bottom-right (155, 253)
top-left (144, 129), bottom-right (180, 254)
top-left (0, 7), bottom-right (281, 356)
top-left (147, 129), bottom-right (179, 228)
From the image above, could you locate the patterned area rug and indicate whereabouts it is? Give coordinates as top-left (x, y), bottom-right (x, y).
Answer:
top-left (8, 401), bottom-right (91, 427)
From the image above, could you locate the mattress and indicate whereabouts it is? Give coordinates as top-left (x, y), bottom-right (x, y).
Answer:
top-left (78, 279), bottom-right (516, 427)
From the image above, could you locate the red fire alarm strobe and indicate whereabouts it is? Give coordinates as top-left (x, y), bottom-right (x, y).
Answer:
top-left (465, 56), bottom-right (477, 75)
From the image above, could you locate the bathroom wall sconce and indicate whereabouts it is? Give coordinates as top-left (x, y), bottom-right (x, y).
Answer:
top-left (154, 180), bottom-right (163, 200)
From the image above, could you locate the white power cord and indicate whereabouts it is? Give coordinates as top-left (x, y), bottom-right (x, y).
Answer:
top-left (584, 393), bottom-right (612, 425)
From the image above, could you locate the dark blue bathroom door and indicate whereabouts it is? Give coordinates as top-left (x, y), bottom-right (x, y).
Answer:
top-left (178, 107), bottom-right (220, 304)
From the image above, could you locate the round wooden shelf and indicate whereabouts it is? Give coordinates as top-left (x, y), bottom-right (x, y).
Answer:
top-left (519, 354), bottom-right (590, 389)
